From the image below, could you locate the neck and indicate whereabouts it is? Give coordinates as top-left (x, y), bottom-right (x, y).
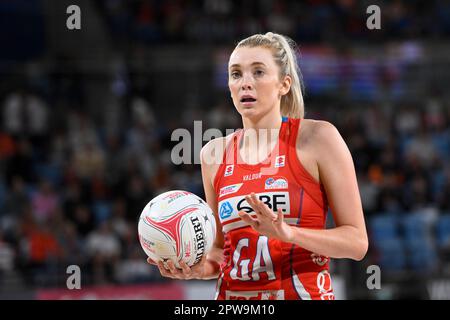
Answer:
top-left (242, 110), bottom-right (283, 131)
top-left (240, 110), bottom-right (283, 147)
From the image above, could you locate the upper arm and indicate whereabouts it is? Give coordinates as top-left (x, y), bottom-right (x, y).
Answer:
top-left (313, 121), bottom-right (367, 235)
top-left (200, 138), bottom-right (226, 250)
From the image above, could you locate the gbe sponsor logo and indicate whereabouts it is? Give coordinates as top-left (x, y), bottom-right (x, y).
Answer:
top-left (264, 177), bottom-right (288, 190)
top-left (219, 202), bottom-right (233, 219)
top-left (237, 193), bottom-right (288, 214)
top-left (219, 183), bottom-right (243, 198)
top-left (218, 192), bottom-right (290, 222)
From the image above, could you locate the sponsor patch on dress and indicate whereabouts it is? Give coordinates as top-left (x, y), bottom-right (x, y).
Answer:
top-left (219, 183), bottom-right (243, 197)
top-left (265, 177), bottom-right (288, 190)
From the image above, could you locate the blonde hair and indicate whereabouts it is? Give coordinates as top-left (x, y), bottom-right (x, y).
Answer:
top-left (235, 32), bottom-right (305, 119)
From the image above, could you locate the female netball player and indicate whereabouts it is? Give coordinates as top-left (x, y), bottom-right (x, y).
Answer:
top-left (148, 32), bottom-right (368, 300)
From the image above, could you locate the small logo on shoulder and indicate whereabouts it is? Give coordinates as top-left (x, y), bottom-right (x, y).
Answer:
top-left (274, 155), bottom-right (285, 168)
top-left (224, 165), bottom-right (234, 177)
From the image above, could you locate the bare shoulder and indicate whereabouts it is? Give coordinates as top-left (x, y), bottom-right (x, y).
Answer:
top-left (298, 119), bottom-right (341, 152)
top-left (200, 132), bottom-right (236, 183)
top-left (296, 119), bottom-right (343, 182)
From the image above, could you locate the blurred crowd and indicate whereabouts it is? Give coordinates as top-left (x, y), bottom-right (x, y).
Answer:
top-left (0, 0), bottom-right (450, 293)
top-left (309, 100), bottom-right (450, 215)
top-left (0, 76), bottom-right (449, 288)
top-left (94, 0), bottom-right (450, 45)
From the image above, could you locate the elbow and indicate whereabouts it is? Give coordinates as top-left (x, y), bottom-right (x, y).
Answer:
top-left (352, 237), bottom-right (369, 261)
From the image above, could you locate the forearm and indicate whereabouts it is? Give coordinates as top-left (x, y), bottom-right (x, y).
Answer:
top-left (286, 225), bottom-right (368, 261)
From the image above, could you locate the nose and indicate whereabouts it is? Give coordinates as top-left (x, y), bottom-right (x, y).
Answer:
top-left (241, 74), bottom-right (253, 90)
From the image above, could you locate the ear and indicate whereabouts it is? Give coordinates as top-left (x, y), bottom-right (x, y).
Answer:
top-left (279, 75), bottom-right (292, 97)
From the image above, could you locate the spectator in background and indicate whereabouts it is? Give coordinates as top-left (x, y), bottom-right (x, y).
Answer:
top-left (4, 176), bottom-right (30, 217)
top-left (395, 105), bottom-right (420, 137)
top-left (358, 172), bottom-right (379, 216)
top-left (125, 175), bottom-right (151, 222)
top-left (31, 179), bottom-right (59, 224)
top-left (22, 220), bottom-right (62, 286)
top-left (437, 165), bottom-right (450, 211)
top-left (0, 131), bottom-right (16, 160)
top-left (403, 126), bottom-right (439, 168)
top-left (72, 141), bottom-right (106, 181)
top-left (70, 204), bottom-right (95, 237)
top-left (24, 91), bottom-right (49, 154)
top-left (67, 112), bottom-right (99, 152)
top-left (266, 1), bottom-right (295, 36)
top-left (63, 181), bottom-right (87, 223)
top-left (3, 89), bottom-right (26, 138)
top-left (110, 198), bottom-right (130, 237)
top-left (86, 220), bottom-right (121, 284)
top-left (116, 246), bottom-right (157, 284)
top-left (56, 221), bottom-right (86, 270)
top-left (5, 138), bottom-right (35, 186)
top-left (0, 230), bottom-right (15, 283)
top-left (2, 89), bottom-right (49, 141)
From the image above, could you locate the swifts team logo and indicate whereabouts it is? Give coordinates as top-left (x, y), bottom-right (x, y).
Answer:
top-left (274, 155), bottom-right (285, 168)
top-left (224, 165), bottom-right (234, 177)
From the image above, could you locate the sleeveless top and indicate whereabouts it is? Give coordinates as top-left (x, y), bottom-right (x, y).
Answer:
top-left (212, 117), bottom-right (335, 300)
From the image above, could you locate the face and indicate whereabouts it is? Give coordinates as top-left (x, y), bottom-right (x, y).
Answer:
top-left (228, 46), bottom-right (291, 119)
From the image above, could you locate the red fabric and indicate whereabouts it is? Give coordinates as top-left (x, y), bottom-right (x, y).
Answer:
top-left (213, 117), bottom-right (334, 300)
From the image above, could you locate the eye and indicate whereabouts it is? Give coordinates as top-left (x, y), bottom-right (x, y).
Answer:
top-left (254, 69), bottom-right (264, 77)
top-left (230, 71), bottom-right (241, 79)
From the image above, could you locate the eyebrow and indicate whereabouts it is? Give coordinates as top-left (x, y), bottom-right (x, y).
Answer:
top-left (229, 62), bottom-right (266, 69)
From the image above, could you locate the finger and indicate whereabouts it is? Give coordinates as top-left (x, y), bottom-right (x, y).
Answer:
top-left (249, 192), bottom-right (259, 209)
top-left (245, 193), bottom-right (260, 215)
top-left (252, 194), bottom-right (276, 219)
top-left (179, 260), bottom-right (192, 276)
top-left (147, 257), bottom-right (157, 265)
top-left (249, 193), bottom-right (266, 217)
top-left (158, 261), bottom-right (168, 270)
top-left (238, 211), bottom-right (259, 228)
top-left (274, 208), bottom-right (284, 223)
top-left (167, 260), bottom-right (180, 275)
top-left (157, 261), bottom-right (173, 278)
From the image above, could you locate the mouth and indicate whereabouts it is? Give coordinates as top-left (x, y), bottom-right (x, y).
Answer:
top-left (240, 96), bottom-right (257, 106)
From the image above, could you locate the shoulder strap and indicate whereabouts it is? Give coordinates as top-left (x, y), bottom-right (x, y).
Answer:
top-left (287, 118), bottom-right (301, 146)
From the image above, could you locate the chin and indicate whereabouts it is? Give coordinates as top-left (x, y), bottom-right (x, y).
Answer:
top-left (240, 108), bottom-right (258, 118)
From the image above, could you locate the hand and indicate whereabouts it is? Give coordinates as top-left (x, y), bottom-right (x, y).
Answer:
top-left (238, 192), bottom-right (294, 243)
top-left (147, 256), bottom-right (207, 280)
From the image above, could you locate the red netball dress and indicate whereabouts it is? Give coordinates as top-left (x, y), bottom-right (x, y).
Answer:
top-left (213, 117), bottom-right (334, 300)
